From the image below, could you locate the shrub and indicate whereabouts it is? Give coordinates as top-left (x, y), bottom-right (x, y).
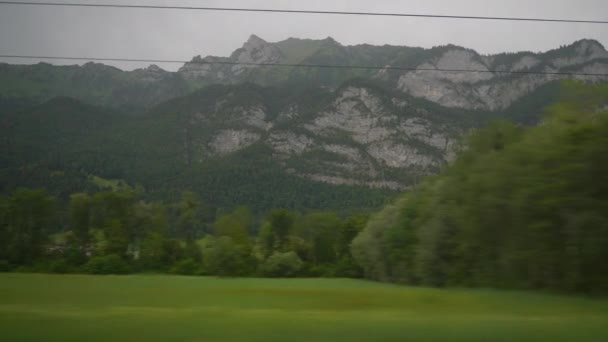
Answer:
top-left (85, 254), bottom-right (131, 275)
top-left (261, 251), bottom-right (303, 277)
top-left (170, 258), bottom-right (201, 275)
top-left (202, 237), bottom-right (257, 277)
top-left (0, 260), bottom-right (11, 272)
top-left (333, 257), bottom-right (364, 278)
top-left (48, 259), bottom-right (70, 274)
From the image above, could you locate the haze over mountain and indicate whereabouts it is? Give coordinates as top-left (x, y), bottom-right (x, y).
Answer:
top-left (1, 36), bottom-right (607, 212)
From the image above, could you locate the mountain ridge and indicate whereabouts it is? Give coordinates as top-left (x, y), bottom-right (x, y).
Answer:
top-left (1, 37), bottom-right (606, 111)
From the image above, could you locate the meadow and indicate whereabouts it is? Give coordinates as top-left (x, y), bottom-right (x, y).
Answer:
top-left (1, 273), bottom-right (608, 341)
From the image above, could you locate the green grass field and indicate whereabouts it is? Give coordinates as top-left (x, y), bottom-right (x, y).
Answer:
top-left (1, 274), bottom-right (608, 341)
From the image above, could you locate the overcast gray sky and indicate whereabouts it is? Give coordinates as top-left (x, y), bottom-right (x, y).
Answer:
top-left (0, 0), bottom-right (607, 71)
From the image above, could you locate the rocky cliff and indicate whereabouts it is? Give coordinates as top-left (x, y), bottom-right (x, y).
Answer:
top-left (136, 81), bottom-right (479, 190)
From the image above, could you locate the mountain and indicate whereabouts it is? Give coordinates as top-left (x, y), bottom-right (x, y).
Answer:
top-left (0, 62), bottom-right (191, 111)
top-left (1, 37), bottom-right (606, 111)
top-left (128, 80), bottom-right (475, 189)
top-left (1, 36), bottom-right (607, 213)
top-left (0, 78), bottom-right (579, 212)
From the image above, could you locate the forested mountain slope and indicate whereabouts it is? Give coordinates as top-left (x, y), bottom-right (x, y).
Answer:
top-left (0, 79), bottom-right (583, 213)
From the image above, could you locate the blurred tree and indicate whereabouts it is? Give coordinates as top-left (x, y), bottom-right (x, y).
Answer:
top-left (4, 189), bottom-right (55, 264)
top-left (68, 193), bottom-right (92, 247)
top-left (175, 191), bottom-right (204, 240)
top-left (262, 251), bottom-right (303, 277)
top-left (214, 206), bottom-right (253, 246)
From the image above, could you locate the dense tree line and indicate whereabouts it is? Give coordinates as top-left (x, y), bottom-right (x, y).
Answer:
top-left (352, 87), bottom-right (608, 294)
top-left (0, 188), bottom-right (367, 277)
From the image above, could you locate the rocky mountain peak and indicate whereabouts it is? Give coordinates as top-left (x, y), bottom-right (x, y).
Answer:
top-left (144, 64), bottom-right (165, 73)
top-left (548, 39), bottom-right (608, 69)
top-left (572, 39), bottom-right (606, 52)
top-left (235, 34), bottom-right (282, 63)
top-left (245, 34), bottom-right (266, 45)
top-left (226, 34), bottom-right (284, 76)
top-left (573, 39), bottom-right (608, 58)
top-left (321, 36), bottom-right (341, 46)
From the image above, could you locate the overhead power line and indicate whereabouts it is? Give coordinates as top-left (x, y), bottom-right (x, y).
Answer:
top-left (1, 54), bottom-right (607, 77)
top-left (0, 1), bottom-right (607, 24)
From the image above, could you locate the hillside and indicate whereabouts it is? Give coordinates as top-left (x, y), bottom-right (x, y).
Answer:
top-left (0, 78), bottom-right (578, 213)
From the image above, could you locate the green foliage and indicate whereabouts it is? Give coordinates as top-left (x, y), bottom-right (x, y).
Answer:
top-left (266, 209), bottom-right (295, 249)
top-left (353, 82), bottom-right (608, 293)
top-left (61, 233), bottom-right (89, 267)
top-left (68, 193), bottom-right (92, 246)
top-left (214, 206), bottom-right (253, 246)
top-left (2, 189), bottom-right (56, 264)
top-left (0, 62), bottom-right (192, 109)
top-left (89, 176), bottom-right (132, 192)
top-left (85, 254), bottom-right (131, 275)
top-left (201, 237), bottom-right (256, 276)
top-left (293, 212), bottom-right (341, 265)
top-left (0, 260), bottom-right (10, 272)
top-left (170, 258), bottom-right (201, 276)
top-left (175, 191), bottom-right (204, 239)
top-left (0, 185), bottom-right (377, 279)
top-left (139, 232), bottom-right (171, 271)
top-left (47, 259), bottom-right (71, 274)
top-left (261, 251), bottom-right (303, 277)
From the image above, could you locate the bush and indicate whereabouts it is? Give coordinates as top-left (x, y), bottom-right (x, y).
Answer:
top-left (48, 259), bottom-right (70, 274)
top-left (62, 247), bottom-right (89, 267)
top-left (14, 262), bottom-right (52, 274)
top-left (202, 237), bottom-right (257, 277)
top-left (333, 257), bottom-right (364, 278)
top-left (261, 251), bottom-right (303, 277)
top-left (0, 260), bottom-right (11, 272)
top-left (85, 254), bottom-right (131, 275)
top-left (170, 258), bottom-right (201, 275)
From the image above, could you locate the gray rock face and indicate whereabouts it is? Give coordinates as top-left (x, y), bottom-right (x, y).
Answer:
top-left (241, 106), bottom-right (273, 131)
top-left (511, 56), bottom-right (541, 71)
top-left (182, 83), bottom-right (458, 190)
top-left (396, 40), bottom-right (608, 110)
top-left (307, 87), bottom-right (395, 144)
top-left (269, 132), bottom-right (314, 155)
top-left (552, 40), bottom-right (608, 68)
top-left (289, 86), bottom-right (458, 188)
top-left (178, 35), bottom-right (284, 82)
top-left (210, 129), bottom-right (261, 155)
top-left (178, 56), bottom-right (218, 81)
top-left (231, 35), bottom-right (283, 75)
